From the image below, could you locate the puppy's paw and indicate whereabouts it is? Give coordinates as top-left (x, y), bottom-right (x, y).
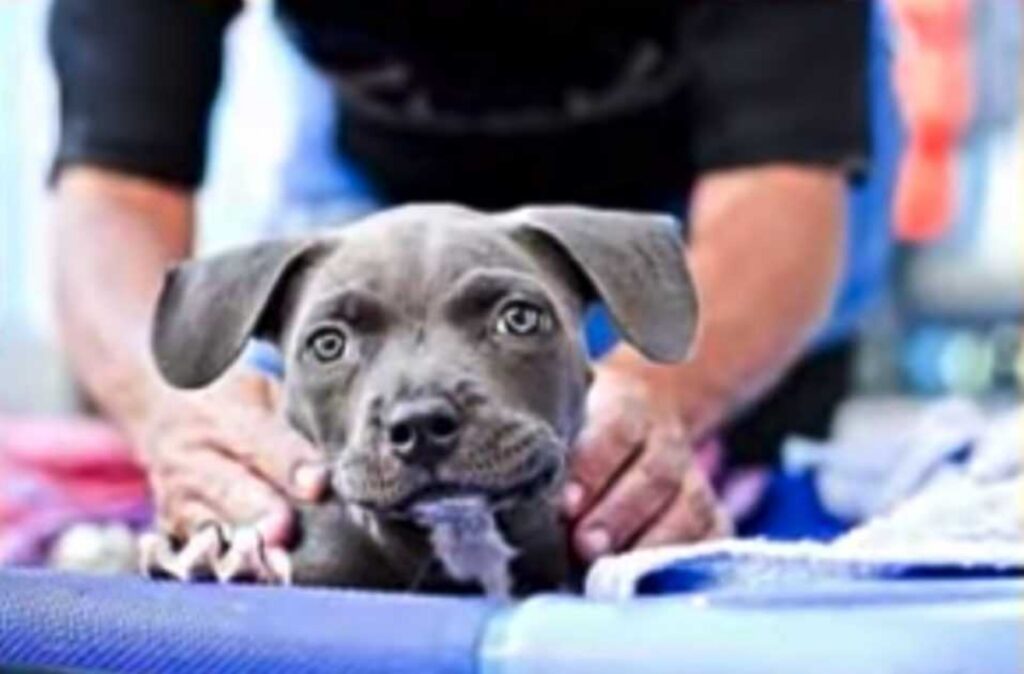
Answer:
top-left (139, 525), bottom-right (224, 581)
top-left (139, 524), bottom-right (292, 585)
top-left (215, 526), bottom-right (293, 585)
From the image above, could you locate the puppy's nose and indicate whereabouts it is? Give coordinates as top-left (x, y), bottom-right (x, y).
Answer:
top-left (385, 397), bottom-right (461, 468)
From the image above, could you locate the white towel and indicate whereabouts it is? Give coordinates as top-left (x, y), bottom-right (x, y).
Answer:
top-left (586, 402), bottom-right (1024, 600)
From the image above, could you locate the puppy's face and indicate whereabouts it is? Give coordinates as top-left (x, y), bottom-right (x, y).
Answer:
top-left (281, 210), bottom-right (590, 515)
top-left (152, 204), bottom-right (698, 531)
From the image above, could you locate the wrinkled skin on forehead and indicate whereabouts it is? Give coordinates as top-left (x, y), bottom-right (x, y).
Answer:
top-left (282, 208), bottom-right (591, 456)
top-left (283, 209), bottom-right (589, 592)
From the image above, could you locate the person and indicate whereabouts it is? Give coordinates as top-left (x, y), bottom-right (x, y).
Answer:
top-left (48, 1), bottom-right (869, 564)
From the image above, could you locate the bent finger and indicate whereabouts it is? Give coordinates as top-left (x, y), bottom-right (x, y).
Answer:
top-left (565, 380), bottom-right (648, 517)
top-left (635, 469), bottom-right (730, 548)
top-left (566, 420), bottom-right (644, 519)
top-left (574, 424), bottom-right (688, 560)
top-left (164, 447), bottom-right (293, 545)
top-left (217, 410), bottom-right (327, 503)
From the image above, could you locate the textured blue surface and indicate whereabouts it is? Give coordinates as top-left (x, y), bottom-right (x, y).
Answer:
top-left (2, 561), bottom-right (1021, 673)
top-left (0, 570), bottom-right (496, 674)
top-left (480, 584), bottom-right (1024, 674)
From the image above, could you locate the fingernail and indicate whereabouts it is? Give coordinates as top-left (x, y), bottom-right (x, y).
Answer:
top-left (293, 463), bottom-right (328, 500)
top-left (579, 528), bottom-right (611, 561)
top-left (256, 508), bottom-right (291, 544)
top-left (561, 482), bottom-right (585, 517)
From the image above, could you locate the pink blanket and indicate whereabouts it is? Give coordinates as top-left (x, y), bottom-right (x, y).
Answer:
top-left (0, 417), bottom-right (151, 565)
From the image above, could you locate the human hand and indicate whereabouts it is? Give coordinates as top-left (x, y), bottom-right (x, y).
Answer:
top-left (139, 367), bottom-right (327, 546)
top-left (562, 362), bottom-right (730, 563)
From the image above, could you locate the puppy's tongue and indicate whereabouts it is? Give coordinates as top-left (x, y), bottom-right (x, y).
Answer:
top-left (412, 495), bottom-right (516, 599)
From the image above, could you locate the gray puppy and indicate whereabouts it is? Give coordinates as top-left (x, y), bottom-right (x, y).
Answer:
top-left (142, 204), bottom-right (698, 597)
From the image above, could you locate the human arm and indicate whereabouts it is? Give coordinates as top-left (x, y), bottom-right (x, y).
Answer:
top-left (48, 0), bottom-right (325, 544)
top-left (565, 0), bottom-right (868, 559)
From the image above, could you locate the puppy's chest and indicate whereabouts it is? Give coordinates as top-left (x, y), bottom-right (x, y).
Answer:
top-left (291, 496), bottom-right (569, 596)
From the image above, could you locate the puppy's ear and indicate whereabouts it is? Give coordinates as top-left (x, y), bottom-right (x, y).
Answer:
top-left (151, 238), bottom-right (330, 389)
top-left (503, 206), bottom-right (699, 363)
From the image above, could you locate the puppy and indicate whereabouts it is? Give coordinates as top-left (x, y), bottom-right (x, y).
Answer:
top-left (143, 205), bottom-right (700, 596)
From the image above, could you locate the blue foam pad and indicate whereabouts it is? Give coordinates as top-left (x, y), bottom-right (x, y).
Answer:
top-left (2, 567), bottom-right (1021, 674)
top-left (0, 569), bottom-right (496, 674)
top-left (481, 584), bottom-right (1024, 674)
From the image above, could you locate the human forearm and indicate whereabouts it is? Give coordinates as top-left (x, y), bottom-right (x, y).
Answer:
top-left (602, 165), bottom-right (846, 439)
top-left (52, 167), bottom-right (325, 543)
top-left (52, 167), bottom-right (194, 440)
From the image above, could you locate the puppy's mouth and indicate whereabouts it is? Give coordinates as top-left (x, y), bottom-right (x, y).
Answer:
top-left (355, 461), bottom-right (560, 522)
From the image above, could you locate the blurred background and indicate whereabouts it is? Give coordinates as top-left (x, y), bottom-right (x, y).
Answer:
top-left (3, 1), bottom-right (1020, 414)
top-left (0, 0), bottom-right (1021, 568)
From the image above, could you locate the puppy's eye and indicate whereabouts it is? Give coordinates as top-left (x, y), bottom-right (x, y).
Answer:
top-left (495, 301), bottom-right (551, 337)
top-left (306, 326), bottom-right (347, 363)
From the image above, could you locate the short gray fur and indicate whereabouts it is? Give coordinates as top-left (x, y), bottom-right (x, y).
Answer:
top-left (150, 204), bottom-right (699, 596)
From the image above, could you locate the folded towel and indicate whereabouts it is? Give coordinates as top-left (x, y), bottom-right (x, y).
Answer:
top-left (587, 402), bottom-right (1024, 600)
top-left (585, 538), bottom-right (1024, 600)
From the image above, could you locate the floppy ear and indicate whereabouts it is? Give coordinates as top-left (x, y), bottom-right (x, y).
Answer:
top-left (503, 206), bottom-right (699, 363)
top-left (151, 238), bottom-right (329, 389)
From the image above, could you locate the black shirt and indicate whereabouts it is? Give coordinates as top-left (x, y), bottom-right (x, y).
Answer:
top-left (49, 0), bottom-right (868, 210)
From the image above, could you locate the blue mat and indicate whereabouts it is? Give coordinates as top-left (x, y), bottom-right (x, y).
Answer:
top-left (2, 565), bottom-right (1020, 674)
top-left (0, 570), bottom-right (494, 674)
top-left (3, 467), bottom-right (1021, 673)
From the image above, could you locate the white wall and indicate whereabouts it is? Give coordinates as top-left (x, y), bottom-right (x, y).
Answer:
top-left (0, 0), bottom-right (69, 414)
top-left (0, 0), bottom-right (327, 414)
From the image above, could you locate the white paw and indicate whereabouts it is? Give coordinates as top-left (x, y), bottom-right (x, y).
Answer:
top-left (139, 523), bottom-right (292, 585)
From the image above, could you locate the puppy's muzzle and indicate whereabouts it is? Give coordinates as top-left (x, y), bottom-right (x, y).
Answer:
top-left (384, 396), bottom-right (461, 470)
top-left (334, 393), bottom-right (566, 519)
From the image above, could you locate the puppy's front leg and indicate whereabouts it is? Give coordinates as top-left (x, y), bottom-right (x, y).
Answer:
top-left (289, 501), bottom-right (412, 589)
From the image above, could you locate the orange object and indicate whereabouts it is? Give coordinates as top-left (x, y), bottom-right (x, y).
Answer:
top-left (887, 0), bottom-right (973, 243)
